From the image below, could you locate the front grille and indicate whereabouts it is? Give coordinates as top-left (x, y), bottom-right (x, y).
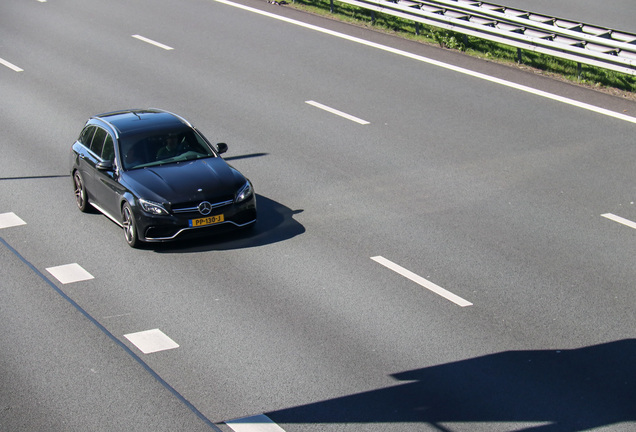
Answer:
top-left (172, 198), bottom-right (234, 215)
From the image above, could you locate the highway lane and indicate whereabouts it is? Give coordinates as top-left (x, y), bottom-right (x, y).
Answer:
top-left (1, 0), bottom-right (636, 431)
top-left (0, 236), bottom-right (218, 431)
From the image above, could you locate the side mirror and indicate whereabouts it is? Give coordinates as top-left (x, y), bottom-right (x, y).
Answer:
top-left (96, 160), bottom-right (114, 171)
top-left (216, 143), bottom-right (228, 154)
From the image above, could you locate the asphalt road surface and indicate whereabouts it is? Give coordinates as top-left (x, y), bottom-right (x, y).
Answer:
top-left (1, 0), bottom-right (635, 431)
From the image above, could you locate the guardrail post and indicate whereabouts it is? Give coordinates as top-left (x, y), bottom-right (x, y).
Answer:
top-left (577, 62), bottom-right (582, 80)
top-left (517, 48), bottom-right (522, 64)
top-left (330, 0), bottom-right (334, 13)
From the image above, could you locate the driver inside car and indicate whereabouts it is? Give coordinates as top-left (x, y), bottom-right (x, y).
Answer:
top-left (156, 133), bottom-right (181, 160)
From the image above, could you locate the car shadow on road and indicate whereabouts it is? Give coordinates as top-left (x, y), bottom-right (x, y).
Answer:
top-left (153, 194), bottom-right (304, 253)
top-left (260, 339), bottom-right (636, 431)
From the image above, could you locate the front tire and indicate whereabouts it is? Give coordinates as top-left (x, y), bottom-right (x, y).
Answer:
top-left (73, 171), bottom-right (90, 212)
top-left (122, 202), bottom-right (141, 248)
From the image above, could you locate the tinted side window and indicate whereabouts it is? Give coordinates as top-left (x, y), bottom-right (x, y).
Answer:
top-left (101, 134), bottom-right (115, 162)
top-left (91, 128), bottom-right (107, 157)
top-left (79, 126), bottom-right (96, 146)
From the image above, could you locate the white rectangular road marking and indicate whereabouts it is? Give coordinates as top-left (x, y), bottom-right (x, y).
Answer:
top-left (46, 263), bottom-right (94, 284)
top-left (124, 329), bottom-right (179, 354)
top-left (602, 213), bottom-right (636, 230)
top-left (0, 212), bottom-right (27, 229)
top-left (372, 256), bottom-right (473, 307)
top-left (226, 414), bottom-right (286, 432)
top-left (131, 34), bottom-right (174, 50)
top-left (305, 100), bottom-right (370, 125)
top-left (0, 57), bottom-right (24, 72)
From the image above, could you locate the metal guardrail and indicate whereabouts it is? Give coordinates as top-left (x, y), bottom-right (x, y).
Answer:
top-left (327, 0), bottom-right (636, 76)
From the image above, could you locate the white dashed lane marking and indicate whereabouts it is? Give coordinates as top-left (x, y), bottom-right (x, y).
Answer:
top-left (0, 212), bottom-right (27, 229)
top-left (0, 57), bottom-right (23, 72)
top-left (305, 100), bottom-right (370, 125)
top-left (46, 263), bottom-right (94, 284)
top-left (226, 414), bottom-right (286, 432)
top-left (602, 213), bottom-right (636, 230)
top-left (372, 256), bottom-right (473, 307)
top-left (124, 329), bottom-right (179, 354)
top-left (132, 34), bottom-right (174, 50)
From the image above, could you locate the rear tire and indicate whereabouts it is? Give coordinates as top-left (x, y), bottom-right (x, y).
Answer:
top-left (73, 171), bottom-right (90, 212)
top-left (122, 202), bottom-right (141, 248)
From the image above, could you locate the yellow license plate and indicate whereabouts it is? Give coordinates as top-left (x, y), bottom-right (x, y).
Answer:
top-left (189, 214), bottom-right (224, 227)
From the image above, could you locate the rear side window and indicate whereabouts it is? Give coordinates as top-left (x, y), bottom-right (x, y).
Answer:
top-left (79, 126), bottom-right (96, 146)
top-left (90, 128), bottom-right (107, 157)
top-left (101, 134), bottom-right (115, 162)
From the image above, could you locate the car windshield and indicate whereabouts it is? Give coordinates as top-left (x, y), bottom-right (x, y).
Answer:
top-left (120, 129), bottom-right (216, 170)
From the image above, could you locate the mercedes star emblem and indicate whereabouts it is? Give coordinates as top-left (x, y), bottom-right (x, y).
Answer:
top-left (198, 201), bottom-right (213, 215)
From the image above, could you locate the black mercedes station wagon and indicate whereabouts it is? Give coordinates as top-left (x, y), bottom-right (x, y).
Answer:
top-left (70, 109), bottom-right (257, 247)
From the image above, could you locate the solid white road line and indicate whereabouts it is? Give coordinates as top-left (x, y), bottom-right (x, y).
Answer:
top-left (372, 256), bottom-right (473, 307)
top-left (0, 212), bottom-right (27, 229)
top-left (124, 329), bottom-right (180, 354)
top-left (132, 34), bottom-right (174, 50)
top-left (215, 0), bottom-right (636, 125)
top-left (0, 57), bottom-right (24, 72)
top-left (46, 263), bottom-right (94, 285)
top-left (601, 213), bottom-right (636, 230)
top-left (226, 414), bottom-right (286, 432)
top-left (306, 100), bottom-right (370, 124)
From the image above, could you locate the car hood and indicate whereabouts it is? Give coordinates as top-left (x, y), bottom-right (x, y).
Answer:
top-left (122, 158), bottom-right (246, 204)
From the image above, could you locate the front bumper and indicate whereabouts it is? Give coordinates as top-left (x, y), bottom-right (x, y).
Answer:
top-left (136, 196), bottom-right (257, 242)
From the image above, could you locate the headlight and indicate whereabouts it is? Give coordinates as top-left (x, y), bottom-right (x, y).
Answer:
top-left (139, 199), bottom-right (169, 215)
top-left (235, 181), bottom-right (253, 203)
